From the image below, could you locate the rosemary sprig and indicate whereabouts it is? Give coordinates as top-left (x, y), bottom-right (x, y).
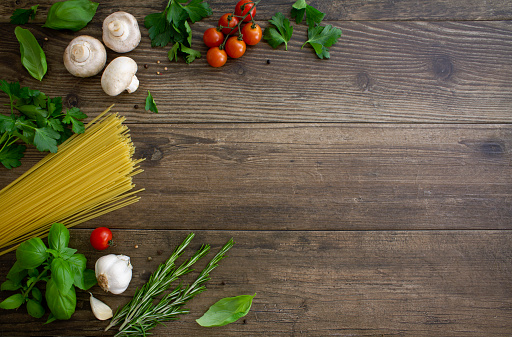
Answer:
top-left (107, 234), bottom-right (235, 336)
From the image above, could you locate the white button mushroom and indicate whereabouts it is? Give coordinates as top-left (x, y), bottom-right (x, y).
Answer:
top-left (63, 35), bottom-right (106, 77)
top-left (101, 56), bottom-right (139, 96)
top-left (102, 11), bottom-right (141, 53)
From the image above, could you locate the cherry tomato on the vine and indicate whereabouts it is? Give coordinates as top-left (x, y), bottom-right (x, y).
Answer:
top-left (218, 13), bottom-right (239, 35)
top-left (207, 47), bottom-right (228, 67)
top-left (203, 27), bottom-right (224, 48)
top-left (90, 227), bottom-right (113, 250)
top-left (225, 36), bottom-right (246, 59)
top-left (235, 0), bottom-right (256, 22)
top-left (241, 23), bottom-right (262, 45)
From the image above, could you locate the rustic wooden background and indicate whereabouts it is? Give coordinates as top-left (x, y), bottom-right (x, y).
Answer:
top-left (1, 0), bottom-right (511, 336)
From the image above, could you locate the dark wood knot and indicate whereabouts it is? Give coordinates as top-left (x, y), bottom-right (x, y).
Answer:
top-left (480, 141), bottom-right (505, 156)
top-left (432, 55), bottom-right (453, 80)
top-left (356, 72), bottom-right (371, 92)
top-left (65, 93), bottom-right (79, 107)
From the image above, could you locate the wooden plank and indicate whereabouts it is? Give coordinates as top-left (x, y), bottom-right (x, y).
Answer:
top-left (1, 0), bottom-right (512, 22)
top-left (1, 20), bottom-right (511, 123)
top-left (0, 229), bottom-right (511, 336)
top-left (1, 124), bottom-right (511, 231)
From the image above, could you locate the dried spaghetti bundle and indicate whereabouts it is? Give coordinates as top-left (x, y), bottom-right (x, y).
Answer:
top-left (0, 106), bottom-right (144, 256)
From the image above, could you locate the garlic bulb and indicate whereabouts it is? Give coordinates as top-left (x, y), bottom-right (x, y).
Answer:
top-left (89, 292), bottom-right (113, 320)
top-left (95, 254), bottom-right (133, 294)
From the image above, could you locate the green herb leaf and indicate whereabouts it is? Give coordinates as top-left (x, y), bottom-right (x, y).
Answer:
top-left (6, 261), bottom-right (27, 284)
top-left (10, 5), bottom-right (38, 25)
top-left (33, 126), bottom-right (60, 153)
top-left (51, 258), bottom-right (74, 294)
top-left (0, 293), bottom-right (25, 310)
top-left (45, 278), bottom-right (76, 320)
top-left (196, 293), bottom-right (256, 327)
top-left (291, 1), bottom-right (325, 28)
top-left (302, 24), bottom-right (342, 59)
top-left (43, 0), bottom-right (99, 31)
top-left (1, 279), bottom-right (22, 291)
top-left (145, 13), bottom-right (173, 47)
top-left (0, 143), bottom-right (26, 169)
top-left (291, 0), bottom-right (307, 23)
top-left (59, 247), bottom-right (77, 260)
top-left (45, 313), bottom-right (57, 324)
top-left (62, 107), bottom-right (86, 134)
top-left (16, 237), bottom-right (48, 269)
top-left (14, 26), bottom-right (47, 81)
top-left (263, 12), bottom-right (294, 50)
top-left (32, 287), bottom-right (43, 302)
top-left (145, 91), bottom-right (158, 114)
top-left (74, 268), bottom-right (96, 291)
top-left (180, 44), bottom-right (201, 64)
top-left (27, 299), bottom-right (45, 318)
top-left (183, 0), bottom-right (212, 23)
top-left (48, 223), bottom-right (70, 252)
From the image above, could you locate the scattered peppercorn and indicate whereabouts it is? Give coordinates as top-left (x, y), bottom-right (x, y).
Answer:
top-left (134, 105), bottom-right (139, 109)
top-left (144, 64), bottom-right (148, 69)
top-left (147, 256), bottom-right (153, 261)
top-left (266, 59), bottom-right (271, 64)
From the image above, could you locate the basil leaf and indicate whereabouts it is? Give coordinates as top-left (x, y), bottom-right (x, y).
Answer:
top-left (45, 313), bottom-right (57, 324)
top-left (32, 287), bottom-right (43, 302)
top-left (74, 268), bottom-right (96, 291)
top-left (16, 237), bottom-right (48, 269)
top-left (0, 293), bottom-right (25, 310)
top-left (68, 254), bottom-right (86, 273)
top-left (51, 258), bottom-right (74, 294)
top-left (43, 0), bottom-right (99, 32)
top-left (60, 247), bottom-right (78, 260)
top-left (45, 278), bottom-right (76, 320)
top-left (48, 223), bottom-right (70, 252)
top-left (1, 279), bottom-right (22, 291)
top-left (6, 261), bottom-right (28, 284)
top-left (196, 293), bottom-right (256, 327)
top-left (14, 26), bottom-right (47, 81)
top-left (27, 299), bottom-right (45, 318)
top-left (145, 90), bottom-right (158, 114)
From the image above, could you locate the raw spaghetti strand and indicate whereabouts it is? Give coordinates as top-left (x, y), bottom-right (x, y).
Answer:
top-left (0, 106), bottom-right (144, 256)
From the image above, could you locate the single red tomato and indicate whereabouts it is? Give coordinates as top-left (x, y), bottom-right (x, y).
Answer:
top-left (207, 47), bottom-right (228, 67)
top-left (235, 0), bottom-right (256, 22)
top-left (218, 13), bottom-right (239, 35)
top-left (203, 27), bottom-right (224, 48)
top-left (90, 227), bottom-right (113, 250)
top-left (241, 23), bottom-right (262, 45)
top-left (225, 36), bottom-right (246, 59)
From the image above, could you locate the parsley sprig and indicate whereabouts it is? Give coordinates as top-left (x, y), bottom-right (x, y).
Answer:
top-left (145, 0), bottom-right (212, 64)
top-left (0, 80), bottom-right (87, 169)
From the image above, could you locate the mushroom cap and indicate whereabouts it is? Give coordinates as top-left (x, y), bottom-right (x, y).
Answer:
top-left (101, 56), bottom-right (139, 96)
top-left (102, 11), bottom-right (141, 53)
top-left (63, 35), bottom-right (106, 77)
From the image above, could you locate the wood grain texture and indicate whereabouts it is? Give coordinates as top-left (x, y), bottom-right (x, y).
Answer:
top-left (1, 229), bottom-right (511, 336)
top-left (1, 0), bottom-right (512, 22)
top-left (1, 20), bottom-right (512, 123)
top-left (1, 124), bottom-right (511, 231)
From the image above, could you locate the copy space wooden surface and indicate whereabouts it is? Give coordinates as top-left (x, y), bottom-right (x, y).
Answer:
top-left (1, 0), bottom-right (512, 336)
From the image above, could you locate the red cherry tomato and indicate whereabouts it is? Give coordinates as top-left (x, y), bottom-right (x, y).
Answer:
top-left (90, 227), bottom-right (113, 250)
top-left (207, 47), bottom-right (228, 67)
top-left (225, 36), bottom-right (246, 59)
top-left (235, 0), bottom-right (256, 22)
top-left (241, 23), bottom-right (262, 45)
top-left (218, 13), bottom-right (239, 35)
top-left (203, 27), bottom-right (225, 48)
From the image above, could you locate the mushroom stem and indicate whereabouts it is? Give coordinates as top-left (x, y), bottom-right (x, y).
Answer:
top-left (126, 75), bottom-right (139, 93)
top-left (71, 43), bottom-right (91, 63)
top-left (108, 20), bottom-right (127, 40)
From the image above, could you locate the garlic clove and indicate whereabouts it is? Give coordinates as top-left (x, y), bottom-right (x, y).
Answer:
top-left (89, 292), bottom-right (113, 320)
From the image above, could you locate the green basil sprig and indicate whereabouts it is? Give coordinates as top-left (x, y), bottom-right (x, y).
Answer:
top-left (43, 0), bottom-right (99, 32)
top-left (196, 293), bottom-right (256, 327)
top-left (0, 223), bottom-right (96, 321)
top-left (14, 27), bottom-right (47, 81)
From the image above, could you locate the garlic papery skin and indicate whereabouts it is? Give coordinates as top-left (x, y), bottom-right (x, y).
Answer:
top-left (89, 293), bottom-right (113, 320)
top-left (95, 254), bottom-right (133, 294)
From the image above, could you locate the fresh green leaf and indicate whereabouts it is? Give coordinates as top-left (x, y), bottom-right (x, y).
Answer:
top-left (67, 254), bottom-right (86, 274)
top-left (45, 278), bottom-right (76, 320)
top-left (47, 118), bottom-right (64, 132)
top-left (180, 44), bottom-right (201, 64)
top-left (0, 293), bottom-right (25, 310)
top-left (73, 268), bottom-right (96, 291)
top-left (32, 287), bottom-right (43, 302)
top-left (168, 43), bottom-right (180, 62)
top-left (48, 223), bottom-right (70, 252)
top-left (263, 12), bottom-right (294, 50)
top-left (167, 1), bottom-right (188, 26)
top-left (51, 258), bottom-right (74, 294)
top-left (16, 105), bottom-right (47, 121)
top-left (43, 0), bottom-right (99, 32)
top-left (1, 279), bottom-right (22, 291)
top-left (59, 247), bottom-right (78, 260)
top-left (14, 26), bottom-right (47, 81)
top-left (45, 313), bottom-right (57, 324)
top-left (27, 299), bottom-right (45, 318)
top-left (16, 237), bottom-right (48, 269)
top-left (10, 5), bottom-right (38, 25)
top-left (182, 0), bottom-right (212, 23)
top-left (62, 107), bottom-right (86, 134)
top-left (46, 248), bottom-right (60, 258)
top-left (6, 261), bottom-right (27, 284)
top-left (33, 126), bottom-right (60, 153)
top-left (0, 115), bottom-right (16, 133)
top-left (145, 13), bottom-right (173, 47)
top-left (291, 1), bottom-right (325, 28)
top-left (291, 0), bottom-right (307, 24)
top-left (0, 143), bottom-right (26, 169)
top-left (145, 91), bottom-right (158, 114)
top-left (196, 293), bottom-right (256, 327)
top-left (302, 24), bottom-right (342, 59)
top-left (28, 268), bottom-right (40, 278)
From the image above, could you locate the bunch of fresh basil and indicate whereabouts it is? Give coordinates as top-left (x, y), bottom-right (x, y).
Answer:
top-left (0, 223), bottom-right (96, 323)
